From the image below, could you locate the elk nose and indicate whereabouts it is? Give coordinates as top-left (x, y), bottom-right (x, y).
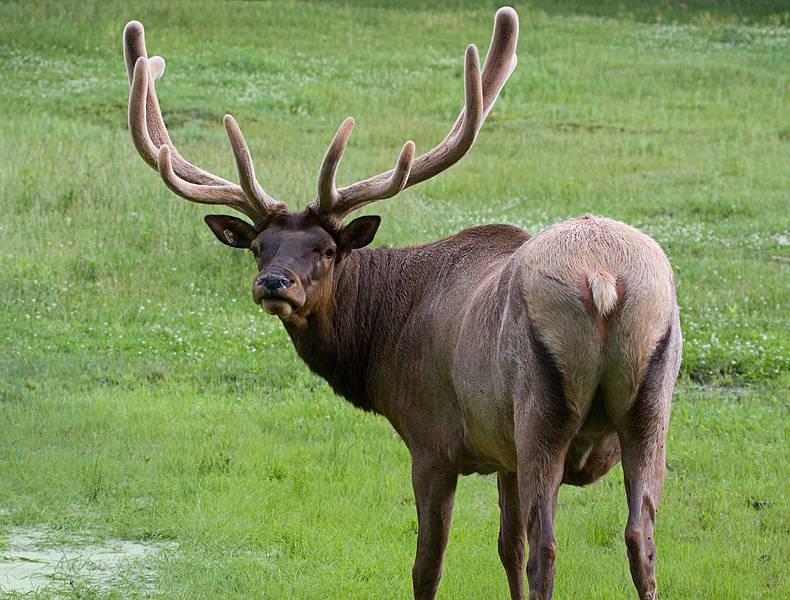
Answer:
top-left (258, 273), bottom-right (292, 292)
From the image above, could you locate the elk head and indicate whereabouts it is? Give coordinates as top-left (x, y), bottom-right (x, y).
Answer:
top-left (123, 8), bottom-right (518, 326)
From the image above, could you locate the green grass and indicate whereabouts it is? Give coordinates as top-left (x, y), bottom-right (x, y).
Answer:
top-left (0, 1), bottom-right (788, 598)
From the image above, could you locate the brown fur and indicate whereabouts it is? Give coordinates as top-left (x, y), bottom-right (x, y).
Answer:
top-left (243, 212), bottom-right (681, 600)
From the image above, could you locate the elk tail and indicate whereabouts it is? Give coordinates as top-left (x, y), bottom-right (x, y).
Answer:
top-left (587, 271), bottom-right (619, 318)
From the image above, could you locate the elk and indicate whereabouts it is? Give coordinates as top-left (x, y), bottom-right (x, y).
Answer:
top-left (123, 8), bottom-right (681, 600)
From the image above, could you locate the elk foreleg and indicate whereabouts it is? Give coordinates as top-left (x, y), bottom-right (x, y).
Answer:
top-left (498, 471), bottom-right (526, 600)
top-left (411, 459), bottom-right (458, 600)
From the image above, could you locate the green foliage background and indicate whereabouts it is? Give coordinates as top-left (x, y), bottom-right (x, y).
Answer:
top-left (0, 1), bottom-right (787, 598)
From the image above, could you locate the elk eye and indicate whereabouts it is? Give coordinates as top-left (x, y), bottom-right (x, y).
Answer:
top-left (323, 248), bottom-right (336, 259)
top-left (250, 246), bottom-right (259, 257)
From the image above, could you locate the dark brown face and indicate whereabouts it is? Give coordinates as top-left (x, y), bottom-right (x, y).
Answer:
top-left (204, 210), bottom-right (380, 324)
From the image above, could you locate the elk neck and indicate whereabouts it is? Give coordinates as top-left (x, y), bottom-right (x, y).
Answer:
top-left (281, 245), bottom-right (417, 412)
top-left (281, 224), bottom-right (532, 414)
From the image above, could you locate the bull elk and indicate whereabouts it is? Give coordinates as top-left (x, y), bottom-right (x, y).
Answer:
top-left (123, 8), bottom-right (681, 599)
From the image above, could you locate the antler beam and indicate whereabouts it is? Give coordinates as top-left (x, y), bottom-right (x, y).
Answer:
top-left (314, 7), bottom-right (518, 224)
top-left (123, 21), bottom-right (285, 228)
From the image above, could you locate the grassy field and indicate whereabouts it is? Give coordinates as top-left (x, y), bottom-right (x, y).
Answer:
top-left (0, 1), bottom-right (788, 598)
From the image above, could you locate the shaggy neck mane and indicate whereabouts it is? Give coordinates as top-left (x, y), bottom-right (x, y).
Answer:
top-left (283, 245), bottom-right (414, 411)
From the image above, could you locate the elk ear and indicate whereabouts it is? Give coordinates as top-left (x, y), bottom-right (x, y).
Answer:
top-left (338, 215), bottom-right (381, 250)
top-left (204, 215), bottom-right (258, 249)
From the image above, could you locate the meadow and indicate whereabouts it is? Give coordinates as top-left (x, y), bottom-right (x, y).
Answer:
top-left (0, 1), bottom-right (788, 597)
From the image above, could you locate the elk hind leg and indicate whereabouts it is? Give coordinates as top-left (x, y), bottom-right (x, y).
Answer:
top-left (516, 403), bottom-right (575, 600)
top-left (515, 334), bottom-right (579, 599)
top-left (614, 326), bottom-right (677, 600)
top-left (620, 424), bottom-right (667, 600)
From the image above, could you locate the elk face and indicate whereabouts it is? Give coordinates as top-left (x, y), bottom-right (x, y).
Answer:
top-left (204, 211), bottom-right (380, 323)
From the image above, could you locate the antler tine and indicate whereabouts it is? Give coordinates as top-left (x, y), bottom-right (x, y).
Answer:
top-left (224, 115), bottom-right (287, 214)
top-left (124, 21), bottom-right (171, 155)
top-left (128, 55), bottom-right (164, 172)
top-left (317, 117), bottom-right (356, 212)
top-left (403, 42), bottom-right (484, 184)
top-left (125, 22), bottom-right (228, 185)
top-left (313, 6), bottom-right (518, 224)
top-left (124, 20), bottom-right (280, 228)
top-left (378, 141), bottom-right (416, 199)
top-left (317, 117), bottom-right (417, 219)
top-left (481, 7), bottom-right (519, 118)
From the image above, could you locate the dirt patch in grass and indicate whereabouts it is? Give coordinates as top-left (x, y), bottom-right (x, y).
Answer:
top-left (0, 526), bottom-right (173, 594)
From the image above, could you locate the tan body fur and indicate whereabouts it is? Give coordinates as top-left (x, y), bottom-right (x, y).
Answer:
top-left (301, 215), bottom-right (679, 477)
top-left (452, 215), bottom-right (678, 471)
top-left (281, 215), bottom-right (681, 600)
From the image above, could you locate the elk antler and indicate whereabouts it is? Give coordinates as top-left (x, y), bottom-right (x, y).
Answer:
top-left (123, 21), bottom-right (286, 229)
top-left (313, 7), bottom-right (519, 225)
